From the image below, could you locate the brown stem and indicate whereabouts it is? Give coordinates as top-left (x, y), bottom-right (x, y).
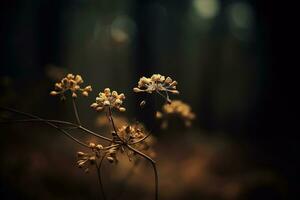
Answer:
top-left (0, 117), bottom-right (113, 142)
top-left (129, 132), bottom-right (151, 145)
top-left (72, 97), bottom-right (81, 125)
top-left (111, 160), bottom-right (140, 200)
top-left (95, 157), bottom-right (106, 200)
top-left (126, 145), bottom-right (158, 200)
top-left (107, 107), bottom-right (125, 143)
top-left (0, 107), bottom-right (112, 143)
top-left (0, 119), bottom-right (77, 127)
top-left (78, 126), bottom-right (112, 142)
top-left (0, 107), bottom-right (89, 148)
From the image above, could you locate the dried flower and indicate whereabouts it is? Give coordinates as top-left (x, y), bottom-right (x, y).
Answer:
top-left (50, 73), bottom-right (92, 100)
top-left (133, 74), bottom-right (179, 102)
top-left (91, 88), bottom-right (126, 112)
top-left (77, 151), bottom-right (97, 172)
top-left (156, 100), bottom-right (195, 128)
top-left (76, 142), bottom-right (104, 172)
top-left (117, 123), bottom-right (156, 160)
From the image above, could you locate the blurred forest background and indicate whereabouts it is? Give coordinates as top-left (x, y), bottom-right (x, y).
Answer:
top-left (0, 0), bottom-right (297, 200)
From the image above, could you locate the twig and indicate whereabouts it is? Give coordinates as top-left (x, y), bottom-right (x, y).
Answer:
top-left (72, 97), bottom-right (81, 125)
top-left (78, 126), bottom-right (112, 142)
top-left (107, 107), bottom-right (125, 143)
top-left (129, 132), bottom-right (151, 145)
top-left (0, 107), bottom-right (113, 142)
top-left (0, 107), bottom-right (89, 148)
top-left (111, 160), bottom-right (140, 200)
top-left (126, 145), bottom-right (158, 200)
top-left (96, 155), bottom-right (107, 200)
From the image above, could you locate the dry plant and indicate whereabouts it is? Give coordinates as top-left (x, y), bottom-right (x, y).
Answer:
top-left (156, 100), bottom-right (196, 129)
top-left (0, 73), bottom-right (193, 200)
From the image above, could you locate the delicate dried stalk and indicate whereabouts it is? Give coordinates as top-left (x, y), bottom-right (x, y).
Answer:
top-left (72, 97), bottom-right (81, 125)
top-left (0, 107), bottom-right (89, 148)
top-left (126, 145), bottom-right (158, 200)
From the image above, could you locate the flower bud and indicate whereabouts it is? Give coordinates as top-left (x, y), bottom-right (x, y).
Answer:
top-left (50, 91), bottom-right (58, 96)
top-left (119, 107), bottom-right (126, 112)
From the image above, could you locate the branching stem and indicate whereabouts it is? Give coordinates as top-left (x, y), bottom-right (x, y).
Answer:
top-left (107, 107), bottom-right (125, 143)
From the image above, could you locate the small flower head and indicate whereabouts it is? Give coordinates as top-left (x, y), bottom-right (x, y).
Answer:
top-left (157, 100), bottom-right (195, 128)
top-left (133, 74), bottom-right (179, 102)
top-left (76, 142), bottom-right (104, 173)
top-left (117, 123), bottom-right (156, 160)
top-left (91, 88), bottom-right (126, 112)
top-left (50, 73), bottom-right (92, 100)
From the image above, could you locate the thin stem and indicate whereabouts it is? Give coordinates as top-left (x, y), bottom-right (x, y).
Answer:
top-left (126, 145), bottom-right (158, 200)
top-left (0, 107), bottom-right (112, 143)
top-left (95, 156), bottom-right (106, 200)
top-left (0, 117), bottom-right (113, 142)
top-left (0, 107), bottom-right (89, 148)
top-left (103, 144), bottom-right (120, 150)
top-left (107, 107), bottom-right (125, 143)
top-left (72, 97), bottom-right (81, 125)
top-left (156, 90), bottom-right (170, 104)
top-left (129, 132), bottom-right (151, 145)
top-left (111, 160), bottom-right (140, 200)
top-left (0, 119), bottom-right (77, 126)
top-left (164, 91), bottom-right (171, 104)
top-left (78, 126), bottom-right (112, 142)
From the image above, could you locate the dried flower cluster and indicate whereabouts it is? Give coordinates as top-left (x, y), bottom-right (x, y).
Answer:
top-left (118, 124), bottom-right (155, 157)
top-left (90, 88), bottom-right (126, 112)
top-left (77, 142), bottom-right (103, 173)
top-left (109, 124), bottom-right (155, 163)
top-left (50, 73), bottom-right (92, 100)
top-left (156, 100), bottom-right (195, 128)
top-left (133, 74), bottom-right (179, 103)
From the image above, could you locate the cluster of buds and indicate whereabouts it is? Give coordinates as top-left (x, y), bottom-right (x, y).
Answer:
top-left (76, 142), bottom-right (103, 173)
top-left (50, 73), bottom-right (92, 100)
top-left (133, 74), bottom-right (179, 102)
top-left (105, 145), bottom-right (119, 163)
top-left (156, 100), bottom-right (195, 128)
top-left (117, 124), bottom-right (156, 161)
top-left (90, 88), bottom-right (126, 112)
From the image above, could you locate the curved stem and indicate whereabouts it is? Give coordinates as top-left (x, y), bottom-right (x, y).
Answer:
top-left (129, 132), bottom-right (151, 145)
top-left (107, 107), bottom-right (125, 143)
top-left (0, 107), bottom-right (89, 148)
top-left (72, 97), bottom-right (81, 125)
top-left (156, 90), bottom-right (170, 104)
top-left (126, 145), bottom-right (158, 200)
top-left (95, 156), bottom-right (107, 200)
top-left (0, 116), bottom-right (113, 142)
top-left (0, 119), bottom-right (77, 127)
top-left (111, 160), bottom-right (140, 200)
top-left (78, 126), bottom-right (112, 142)
top-left (0, 107), bottom-right (112, 143)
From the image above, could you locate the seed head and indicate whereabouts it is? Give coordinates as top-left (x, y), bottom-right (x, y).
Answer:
top-left (91, 88), bottom-right (126, 112)
top-left (50, 73), bottom-right (92, 100)
top-left (157, 100), bottom-right (195, 128)
top-left (133, 74), bottom-right (179, 102)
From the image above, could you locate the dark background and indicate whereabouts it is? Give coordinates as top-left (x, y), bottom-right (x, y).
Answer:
top-left (0, 0), bottom-right (297, 199)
